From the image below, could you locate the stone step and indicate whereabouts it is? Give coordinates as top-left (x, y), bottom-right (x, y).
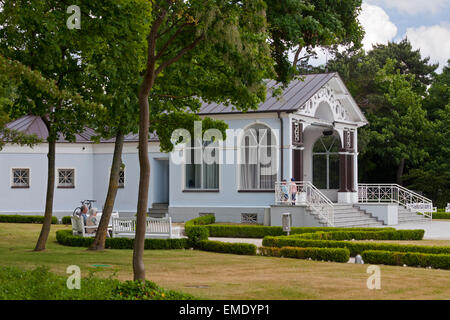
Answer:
top-left (334, 216), bottom-right (380, 223)
top-left (151, 203), bottom-right (169, 209)
top-left (333, 221), bottom-right (383, 228)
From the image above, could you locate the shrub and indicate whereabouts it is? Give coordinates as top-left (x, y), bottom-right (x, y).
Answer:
top-left (293, 229), bottom-right (425, 241)
top-left (259, 246), bottom-right (350, 263)
top-left (206, 224), bottom-right (396, 238)
top-left (0, 214), bottom-right (58, 224)
top-left (61, 216), bottom-right (72, 224)
top-left (184, 215), bottom-right (215, 247)
top-left (55, 230), bottom-right (189, 250)
top-left (111, 280), bottom-right (196, 300)
top-left (197, 240), bottom-right (257, 255)
top-left (262, 236), bottom-right (450, 257)
top-left (362, 250), bottom-right (450, 269)
top-left (431, 212), bottom-right (450, 219)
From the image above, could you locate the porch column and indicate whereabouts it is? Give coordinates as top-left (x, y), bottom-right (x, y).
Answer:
top-left (339, 152), bottom-right (348, 192)
top-left (338, 129), bottom-right (357, 203)
top-left (291, 120), bottom-right (304, 181)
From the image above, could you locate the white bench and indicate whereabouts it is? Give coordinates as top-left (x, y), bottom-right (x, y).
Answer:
top-left (111, 216), bottom-right (173, 239)
top-left (71, 216), bottom-right (97, 237)
top-left (406, 203), bottom-right (437, 213)
top-left (446, 203), bottom-right (450, 213)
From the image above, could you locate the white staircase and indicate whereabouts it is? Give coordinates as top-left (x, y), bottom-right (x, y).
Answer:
top-left (398, 205), bottom-right (429, 223)
top-left (328, 204), bottom-right (383, 228)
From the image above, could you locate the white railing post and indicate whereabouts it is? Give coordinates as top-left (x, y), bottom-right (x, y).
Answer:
top-left (357, 183), bottom-right (433, 220)
top-left (275, 181), bottom-right (334, 226)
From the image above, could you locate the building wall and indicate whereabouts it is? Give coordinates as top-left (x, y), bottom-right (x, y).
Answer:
top-left (168, 114), bottom-right (291, 222)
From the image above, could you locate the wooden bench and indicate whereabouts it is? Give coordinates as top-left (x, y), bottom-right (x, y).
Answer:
top-left (111, 216), bottom-right (173, 239)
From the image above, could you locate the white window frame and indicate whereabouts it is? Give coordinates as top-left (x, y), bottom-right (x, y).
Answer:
top-left (56, 168), bottom-right (76, 189)
top-left (11, 167), bottom-right (31, 188)
top-left (183, 138), bottom-right (221, 191)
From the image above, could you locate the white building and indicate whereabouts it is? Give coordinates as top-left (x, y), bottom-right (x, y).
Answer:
top-left (0, 73), bottom-right (434, 227)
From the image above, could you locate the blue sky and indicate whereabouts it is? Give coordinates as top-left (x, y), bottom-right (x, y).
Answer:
top-left (306, 0), bottom-right (450, 72)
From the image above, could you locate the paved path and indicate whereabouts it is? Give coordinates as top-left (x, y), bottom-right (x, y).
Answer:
top-left (388, 220), bottom-right (450, 240)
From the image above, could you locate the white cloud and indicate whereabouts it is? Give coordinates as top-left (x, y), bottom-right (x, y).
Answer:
top-left (405, 23), bottom-right (450, 71)
top-left (358, 3), bottom-right (398, 51)
top-left (365, 0), bottom-right (449, 15)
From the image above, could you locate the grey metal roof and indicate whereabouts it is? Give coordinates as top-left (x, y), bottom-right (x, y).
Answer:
top-left (4, 115), bottom-right (158, 143)
top-left (198, 73), bottom-right (336, 115)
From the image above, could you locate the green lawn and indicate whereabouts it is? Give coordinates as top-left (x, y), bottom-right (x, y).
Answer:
top-left (1, 223), bottom-right (450, 300)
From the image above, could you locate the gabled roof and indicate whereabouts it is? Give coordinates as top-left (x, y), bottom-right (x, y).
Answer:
top-left (199, 73), bottom-right (336, 115)
top-left (4, 115), bottom-right (158, 143)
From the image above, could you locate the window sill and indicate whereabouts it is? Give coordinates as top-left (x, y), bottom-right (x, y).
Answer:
top-left (57, 186), bottom-right (75, 189)
top-left (11, 186), bottom-right (30, 189)
top-left (238, 189), bottom-right (275, 193)
top-left (183, 189), bottom-right (219, 193)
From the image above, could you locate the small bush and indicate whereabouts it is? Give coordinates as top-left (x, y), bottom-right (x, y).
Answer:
top-left (0, 214), bottom-right (58, 224)
top-left (259, 246), bottom-right (350, 263)
top-left (184, 215), bottom-right (215, 247)
top-left (61, 216), bottom-right (72, 224)
top-left (56, 230), bottom-right (189, 250)
top-left (197, 240), bottom-right (257, 255)
top-left (362, 250), bottom-right (450, 269)
top-left (111, 280), bottom-right (196, 300)
top-left (262, 236), bottom-right (450, 257)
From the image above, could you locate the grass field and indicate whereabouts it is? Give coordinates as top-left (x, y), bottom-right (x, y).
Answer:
top-left (1, 223), bottom-right (450, 300)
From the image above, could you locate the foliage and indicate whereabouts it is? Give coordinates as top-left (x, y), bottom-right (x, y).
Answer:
top-left (197, 240), bottom-right (257, 255)
top-left (0, 215), bottom-right (58, 224)
top-left (262, 235), bottom-right (450, 257)
top-left (430, 212), bottom-right (450, 219)
top-left (259, 246), bottom-right (350, 263)
top-left (206, 224), bottom-right (395, 238)
top-left (362, 250), bottom-right (450, 270)
top-left (111, 280), bottom-right (196, 300)
top-left (55, 229), bottom-right (189, 249)
top-left (292, 229), bottom-right (425, 241)
top-left (0, 266), bottom-right (196, 300)
top-left (265, 0), bottom-right (364, 82)
top-left (61, 216), bottom-right (72, 225)
top-left (184, 215), bottom-right (215, 247)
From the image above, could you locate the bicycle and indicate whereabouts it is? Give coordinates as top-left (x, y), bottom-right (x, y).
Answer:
top-left (73, 199), bottom-right (97, 217)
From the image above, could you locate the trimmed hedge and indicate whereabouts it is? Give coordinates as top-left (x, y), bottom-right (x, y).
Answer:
top-left (0, 215), bottom-right (58, 224)
top-left (197, 240), bottom-right (257, 255)
top-left (293, 229), bottom-right (425, 241)
top-left (259, 246), bottom-right (350, 263)
top-left (362, 250), bottom-right (450, 270)
top-left (206, 224), bottom-right (396, 239)
top-left (431, 212), bottom-right (450, 219)
top-left (262, 236), bottom-right (450, 257)
top-left (56, 230), bottom-right (189, 250)
top-left (184, 215), bottom-right (215, 247)
top-left (61, 216), bottom-right (72, 224)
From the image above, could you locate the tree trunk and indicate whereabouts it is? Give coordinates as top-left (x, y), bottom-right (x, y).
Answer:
top-left (89, 131), bottom-right (124, 251)
top-left (396, 158), bottom-right (405, 186)
top-left (133, 87), bottom-right (152, 281)
top-left (34, 138), bottom-right (56, 251)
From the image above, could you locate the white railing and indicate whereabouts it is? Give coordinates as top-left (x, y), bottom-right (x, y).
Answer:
top-left (358, 183), bottom-right (434, 219)
top-left (275, 181), bottom-right (334, 226)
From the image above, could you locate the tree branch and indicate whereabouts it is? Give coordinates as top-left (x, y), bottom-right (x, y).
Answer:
top-left (155, 22), bottom-right (190, 60)
top-left (155, 33), bottom-right (205, 76)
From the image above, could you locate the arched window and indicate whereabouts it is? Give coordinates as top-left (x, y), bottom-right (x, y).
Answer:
top-left (312, 135), bottom-right (340, 189)
top-left (239, 123), bottom-right (277, 190)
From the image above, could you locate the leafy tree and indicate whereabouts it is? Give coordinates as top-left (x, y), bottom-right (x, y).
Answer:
top-left (0, 1), bottom-right (99, 251)
top-left (132, 0), bottom-right (276, 281)
top-left (360, 59), bottom-right (431, 185)
top-left (265, 0), bottom-right (364, 82)
top-left (367, 39), bottom-right (438, 95)
top-left (423, 60), bottom-right (450, 120)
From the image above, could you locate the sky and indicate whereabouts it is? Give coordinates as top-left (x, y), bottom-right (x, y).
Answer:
top-left (307, 0), bottom-right (450, 72)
